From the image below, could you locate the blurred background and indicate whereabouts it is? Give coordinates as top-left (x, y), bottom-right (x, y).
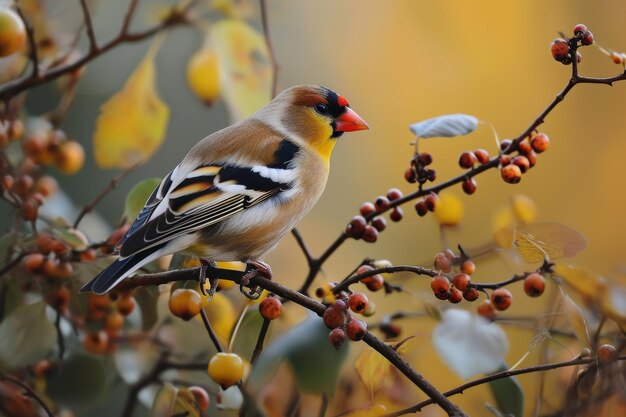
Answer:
top-left (7, 0), bottom-right (626, 416)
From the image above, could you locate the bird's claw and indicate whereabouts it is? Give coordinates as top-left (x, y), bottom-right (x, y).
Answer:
top-left (240, 261), bottom-right (272, 300)
top-left (199, 259), bottom-right (219, 299)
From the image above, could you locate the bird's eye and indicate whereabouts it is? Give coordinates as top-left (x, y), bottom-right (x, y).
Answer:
top-left (315, 103), bottom-right (328, 115)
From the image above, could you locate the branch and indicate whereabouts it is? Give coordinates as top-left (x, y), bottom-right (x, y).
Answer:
top-left (384, 355), bottom-right (626, 417)
top-left (259, 0), bottom-right (279, 98)
top-left (200, 308), bottom-right (223, 353)
top-left (250, 317), bottom-right (271, 364)
top-left (291, 229), bottom-right (315, 268)
top-left (73, 161), bottom-right (141, 228)
top-left (332, 264), bottom-right (437, 294)
top-left (79, 0), bottom-right (98, 52)
top-left (0, 373), bottom-right (53, 417)
top-left (15, 6), bottom-right (39, 80)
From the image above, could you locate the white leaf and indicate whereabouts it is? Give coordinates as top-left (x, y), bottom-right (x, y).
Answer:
top-left (217, 386), bottom-right (243, 410)
top-left (410, 114), bottom-right (479, 138)
top-left (433, 309), bottom-right (508, 379)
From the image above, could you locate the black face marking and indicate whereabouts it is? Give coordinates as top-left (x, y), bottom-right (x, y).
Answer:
top-left (320, 86), bottom-right (348, 138)
top-left (269, 140), bottom-right (300, 169)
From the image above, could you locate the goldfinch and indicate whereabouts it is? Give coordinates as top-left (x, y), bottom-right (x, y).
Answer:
top-left (80, 85), bottom-right (369, 295)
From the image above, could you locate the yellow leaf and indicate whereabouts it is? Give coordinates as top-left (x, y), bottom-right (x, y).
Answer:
top-left (433, 192), bottom-right (464, 227)
top-left (187, 31), bottom-right (221, 105)
top-left (492, 207), bottom-right (515, 249)
top-left (514, 223), bottom-right (586, 263)
top-left (93, 38), bottom-right (169, 169)
top-left (355, 348), bottom-right (390, 396)
top-left (200, 292), bottom-right (236, 342)
top-left (211, 19), bottom-right (272, 122)
top-left (511, 194), bottom-right (537, 224)
top-left (559, 286), bottom-right (591, 346)
top-left (554, 263), bottom-right (608, 301)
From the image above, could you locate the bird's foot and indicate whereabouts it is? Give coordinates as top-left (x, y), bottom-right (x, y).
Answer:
top-left (199, 259), bottom-right (219, 299)
top-left (240, 261), bottom-right (272, 300)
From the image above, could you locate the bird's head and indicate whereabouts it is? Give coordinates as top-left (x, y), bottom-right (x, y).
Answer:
top-left (257, 84), bottom-right (369, 162)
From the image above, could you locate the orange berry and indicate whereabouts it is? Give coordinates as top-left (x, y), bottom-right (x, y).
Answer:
top-left (474, 149), bottom-right (490, 165)
top-left (348, 292), bottom-right (369, 314)
top-left (477, 300), bottom-right (497, 320)
top-left (105, 311), bottom-right (125, 333)
top-left (88, 294), bottom-right (111, 315)
top-left (83, 330), bottom-right (108, 355)
top-left (448, 288), bottom-right (463, 304)
top-left (452, 273), bottom-right (471, 292)
top-left (523, 273), bottom-right (545, 297)
top-left (79, 248), bottom-right (97, 262)
top-left (259, 297), bottom-right (282, 320)
top-left (501, 164), bottom-right (522, 184)
top-left (169, 289), bottom-right (202, 321)
top-left (24, 253), bottom-right (45, 273)
top-left (188, 386), bottom-right (210, 412)
top-left (458, 151), bottom-right (477, 169)
top-left (460, 260), bottom-right (475, 275)
top-left (346, 317), bottom-right (367, 341)
top-left (359, 202), bottom-right (376, 216)
top-left (328, 327), bottom-right (346, 349)
top-left (518, 139), bottom-right (532, 155)
top-left (499, 155), bottom-right (511, 167)
top-left (611, 52), bottom-right (624, 65)
top-left (45, 286), bottom-right (70, 312)
top-left (386, 188), bottom-right (403, 201)
top-left (551, 38), bottom-right (569, 62)
top-left (463, 287), bottom-right (480, 302)
top-left (431, 275), bottom-right (450, 300)
top-left (363, 274), bottom-right (384, 292)
top-left (531, 133), bottom-right (550, 153)
top-left (55, 140), bottom-right (84, 175)
top-left (323, 301), bottom-right (347, 329)
top-left (208, 352), bottom-right (244, 388)
top-left (490, 288), bottom-right (513, 311)
top-left (20, 199), bottom-right (38, 221)
top-left (116, 296), bottom-right (136, 316)
top-left (0, 8), bottom-right (26, 57)
top-left (512, 155), bottom-right (530, 173)
top-left (33, 359), bottom-right (52, 377)
top-left (34, 176), bottom-right (58, 198)
top-left (434, 252), bottom-right (452, 273)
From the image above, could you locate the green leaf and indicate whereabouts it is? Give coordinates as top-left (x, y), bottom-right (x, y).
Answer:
top-left (124, 178), bottom-right (161, 221)
top-left (485, 402), bottom-right (512, 417)
top-left (230, 308), bottom-right (265, 361)
top-left (248, 315), bottom-right (348, 397)
top-left (46, 353), bottom-right (108, 408)
top-left (0, 234), bottom-right (15, 272)
top-left (488, 365), bottom-right (524, 417)
top-left (0, 280), bottom-right (24, 320)
top-left (0, 301), bottom-right (56, 369)
top-left (134, 285), bottom-right (159, 331)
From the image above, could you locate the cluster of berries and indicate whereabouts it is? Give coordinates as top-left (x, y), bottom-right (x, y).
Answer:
top-left (346, 188), bottom-right (405, 243)
top-left (81, 291), bottom-right (136, 354)
top-left (499, 133), bottom-right (549, 184)
top-left (404, 151), bottom-right (436, 186)
top-left (551, 24), bottom-right (594, 65)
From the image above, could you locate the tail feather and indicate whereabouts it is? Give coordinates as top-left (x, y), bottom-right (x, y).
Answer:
top-left (80, 252), bottom-right (152, 295)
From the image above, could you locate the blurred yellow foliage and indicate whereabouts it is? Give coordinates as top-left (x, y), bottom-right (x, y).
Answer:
top-left (433, 191), bottom-right (463, 227)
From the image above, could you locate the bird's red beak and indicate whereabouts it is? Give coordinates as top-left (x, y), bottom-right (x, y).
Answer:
top-left (335, 107), bottom-right (369, 132)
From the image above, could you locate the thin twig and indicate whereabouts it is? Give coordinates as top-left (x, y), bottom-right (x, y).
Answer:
top-left (79, 0), bottom-right (98, 52)
top-left (73, 162), bottom-right (141, 228)
top-left (332, 265), bottom-right (437, 294)
top-left (0, 373), bottom-right (54, 417)
top-left (200, 307), bottom-right (223, 353)
top-left (383, 355), bottom-right (626, 417)
top-left (15, 6), bottom-right (39, 79)
top-left (259, 0), bottom-right (279, 98)
top-left (291, 229), bottom-right (315, 267)
top-left (250, 318), bottom-right (270, 364)
top-left (54, 309), bottom-right (65, 361)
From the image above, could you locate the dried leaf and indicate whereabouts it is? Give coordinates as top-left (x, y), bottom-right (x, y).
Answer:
top-left (212, 19), bottom-right (272, 122)
top-left (514, 223), bottom-right (586, 263)
top-left (409, 114), bottom-right (479, 138)
top-left (355, 348), bottom-right (391, 396)
top-left (93, 38), bottom-right (169, 168)
top-left (559, 286), bottom-right (591, 346)
top-left (433, 309), bottom-right (508, 379)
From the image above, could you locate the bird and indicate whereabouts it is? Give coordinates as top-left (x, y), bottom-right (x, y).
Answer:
top-left (80, 84), bottom-right (369, 295)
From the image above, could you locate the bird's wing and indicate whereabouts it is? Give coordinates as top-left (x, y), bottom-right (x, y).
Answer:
top-left (117, 143), bottom-right (300, 258)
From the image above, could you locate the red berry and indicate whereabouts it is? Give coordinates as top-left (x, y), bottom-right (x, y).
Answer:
top-left (551, 38), bottom-right (570, 62)
top-left (500, 139), bottom-right (513, 151)
top-left (526, 150), bottom-right (537, 167)
top-left (463, 287), bottom-right (480, 302)
top-left (323, 301), bottom-right (347, 329)
top-left (448, 288), bottom-right (463, 304)
top-left (458, 151), bottom-right (477, 169)
top-left (491, 288), bottom-right (513, 311)
top-left (611, 52), bottom-right (624, 65)
top-left (348, 292), bottom-right (369, 314)
top-left (477, 300), bottom-right (497, 320)
top-left (415, 201), bottom-right (428, 217)
top-left (426, 169), bottom-right (437, 182)
top-left (362, 226), bottom-right (378, 243)
top-left (474, 149), bottom-right (490, 165)
top-left (24, 253), bottom-right (45, 273)
top-left (573, 24), bottom-right (587, 35)
top-left (581, 31), bottom-right (593, 46)
top-left (575, 51), bottom-right (582, 63)
top-left (360, 202), bottom-right (376, 217)
top-left (346, 317), bottom-right (367, 341)
top-left (499, 155), bottom-right (511, 167)
top-left (380, 322), bottom-right (402, 339)
top-left (374, 196), bottom-right (390, 212)
top-left (518, 139), bottom-right (532, 155)
top-left (364, 275), bottom-right (384, 292)
top-left (523, 273), bottom-right (545, 297)
top-left (418, 152), bottom-right (433, 166)
top-left (597, 344), bottom-right (618, 364)
top-left (452, 273), bottom-right (471, 292)
top-left (356, 264), bottom-right (374, 275)
top-left (371, 216), bottom-right (387, 232)
top-left (431, 275), bottom-right (450, 300)
top-left (328, 327), bottom-right (346, 349)
top-left (188, 386), bottom-right (210, 412)
top-left (259, 296), bottom-right (283, 320)
top-left (347, 216), bottom-right (367, 238)
top-left (404, 167), bottom-right (417, 183)
top-left (425, 193), bottom-right (439, 211)
top-left (389, 207), bottom-right (403, 222)
top-left (434, 252), bottom-right (452, 273)
top-left (512, 155), bottom-right (530, 174)
top-left (387, 188), bottom-right (403, 201)
top-left (462, 178), bottom-right (477, 195)
top-left (501, 164), bottom-right (522, 184)
top-left (531, 133), bottom-right (549, 153)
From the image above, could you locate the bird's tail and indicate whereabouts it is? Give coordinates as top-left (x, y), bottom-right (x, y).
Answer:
top-left (80, 251), bottom-right (154, 295)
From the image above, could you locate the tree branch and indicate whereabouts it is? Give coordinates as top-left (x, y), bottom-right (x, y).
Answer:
top-left (79, 0), bottom-right (98, 52)
top-left (0, 373), bottom-right (54, 417)
top-left (259, 0), bottom-right (279, 98)
top-left (15, 5), bottom-right (39, 79)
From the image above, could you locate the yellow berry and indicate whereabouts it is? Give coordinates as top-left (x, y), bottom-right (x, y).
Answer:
top-left (169, 288), bottom-right (202, 321)
top-left (0, 8), bottom-right (26, 57)
top-left (187, 46), bottom-right (221, 105)
top-left (55, 140), bottom-right (84, 175)
top-left (208, 352), bottom-right (244, 388)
